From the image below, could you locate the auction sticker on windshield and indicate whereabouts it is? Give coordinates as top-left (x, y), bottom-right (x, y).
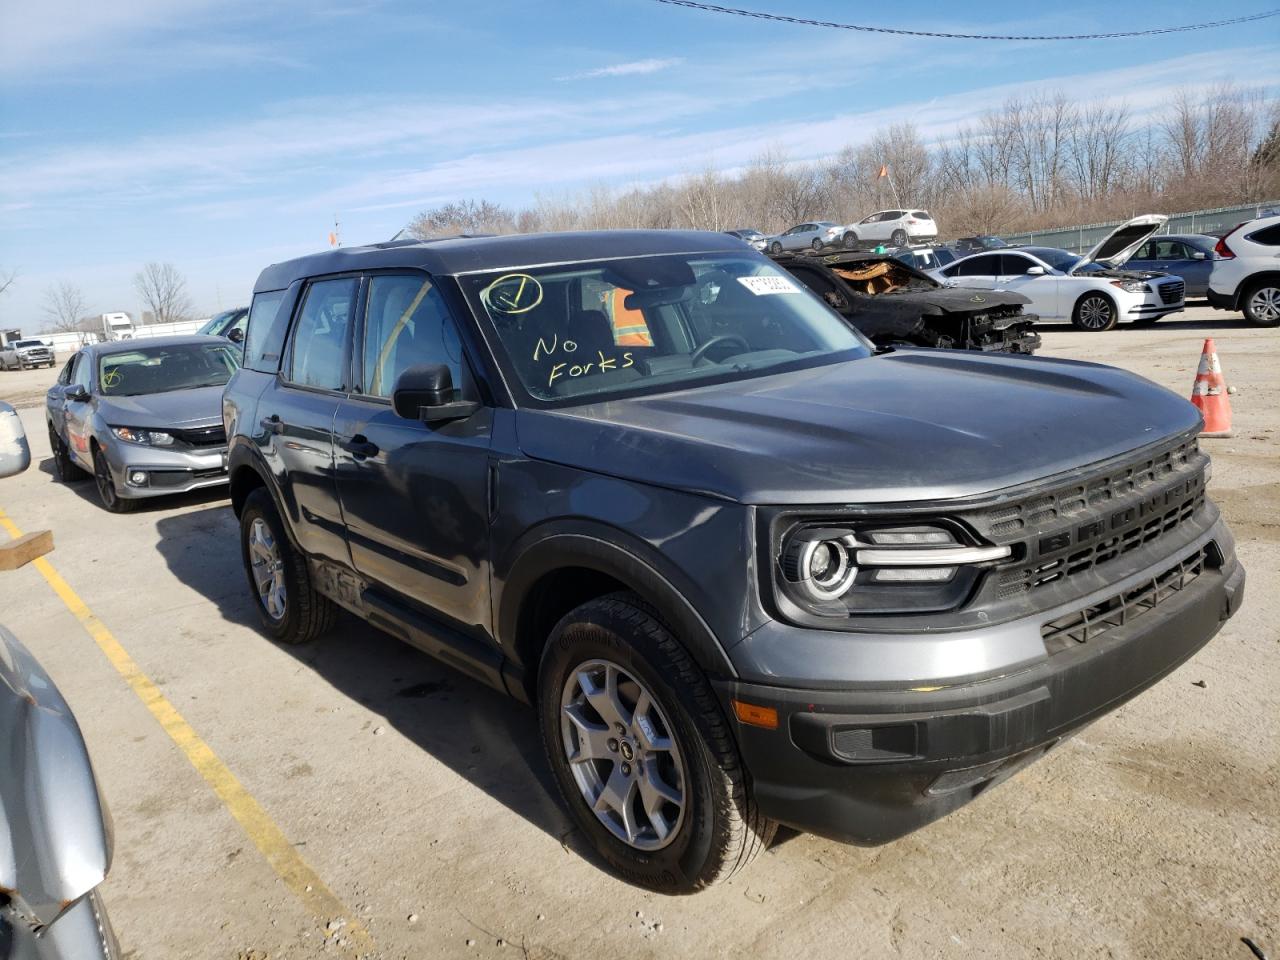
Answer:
top-left (738, 275), bottom-right (800, 295)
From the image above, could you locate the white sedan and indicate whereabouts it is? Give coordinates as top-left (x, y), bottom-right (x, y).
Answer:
top-left (931, 215), bottom-right (1186, 331)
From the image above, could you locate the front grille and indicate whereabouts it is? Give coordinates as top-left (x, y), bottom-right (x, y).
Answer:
top-left (1159, 280), bottom-right (1184, 304)
top-left (1040, 544), bottom-right (1215, 653)
top-left (149, 466), bottom-right (227, 488)
top-left (172, 425), bottom-right (227, 447)
top-left (988, 437), bottom-right (1205, 598)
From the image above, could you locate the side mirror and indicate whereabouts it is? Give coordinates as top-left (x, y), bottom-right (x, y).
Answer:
top-left (62, 384), bottom-right (90, 403)
top-left (0, 402), bottom-right (31, 479)
top-left (1192, 251), bottom-right (1207, 260)
top-left (227, 328), bottom-right (245, 344)
top-left (1025, 265), bottom-right (1046, 275)
top-left (391, 364), bottom-right (480, 423)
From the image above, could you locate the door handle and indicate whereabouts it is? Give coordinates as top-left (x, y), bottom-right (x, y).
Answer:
top-left (340, 434), bottom-right (379, 459)
top-left (260, 415), bottom-right (284, 435)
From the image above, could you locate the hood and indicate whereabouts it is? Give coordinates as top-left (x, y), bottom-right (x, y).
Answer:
top-left (0, 626), bottom-right (112, 925)
top-left (94, 384), bottom-right (225, 429)
top-left (1069, 214), bottom-right (1168, 274)
top-left (514, 351), bottom-right (1200, 504)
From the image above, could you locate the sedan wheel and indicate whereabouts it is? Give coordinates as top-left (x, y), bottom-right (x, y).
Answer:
top-left (1072, 294), bottom-right (1118, 332)
top-left (769, 241), bottom-right (782, 254)
top-left (93, 447), bottom-right (136, 512)
top-left (810, 239), bottom-right (823, 251)
top-left (842, 232), bottom-right (857, 249)
top-left (1243, 282), bottom-right (1280, 327)
top-left (248, 517), bottom-right (287, 622)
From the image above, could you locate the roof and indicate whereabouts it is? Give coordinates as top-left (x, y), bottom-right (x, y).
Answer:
top-left (253, 230), bottom-right (748, 293)
top-left (87, 334), bottom-right (227, 356)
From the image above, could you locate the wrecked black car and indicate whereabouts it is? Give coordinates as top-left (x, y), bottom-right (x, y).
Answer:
top-left (770, 248), bottom-right (1041, 354)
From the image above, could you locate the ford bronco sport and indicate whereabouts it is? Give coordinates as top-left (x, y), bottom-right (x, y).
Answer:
top-left (224, 231), bottom-right (1244, 893)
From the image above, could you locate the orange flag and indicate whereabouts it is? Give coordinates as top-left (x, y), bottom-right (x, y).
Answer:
top-left (877, 165), bottom-right (888, 178)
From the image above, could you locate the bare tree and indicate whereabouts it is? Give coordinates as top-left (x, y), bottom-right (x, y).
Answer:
top-left (42, 281), bottom-right (88, 332)
top-left (407, 199), bottom-right (515, 238)
top-left (134, 262), bottom-right (193, 325)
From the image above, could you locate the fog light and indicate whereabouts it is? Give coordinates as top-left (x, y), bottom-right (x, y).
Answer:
top-left (128, 470), bottom-right (148, 486)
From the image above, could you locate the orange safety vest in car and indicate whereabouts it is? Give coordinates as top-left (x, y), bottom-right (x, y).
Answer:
top-left (607, 288), bottom-right (654, 347)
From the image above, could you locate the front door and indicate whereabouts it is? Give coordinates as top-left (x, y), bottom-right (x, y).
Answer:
top-left (333, 272), bottom-right (493, 632)
top-left (62, 352), bottom-right (95, 470)
top-left (946, 253), bottom-right (1003, 292)
top-left (265, 276), bottom-right (359, 564)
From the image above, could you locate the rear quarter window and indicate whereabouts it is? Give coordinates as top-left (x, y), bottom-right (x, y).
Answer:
top-left (1245, 223), bottom-right (1280, 246)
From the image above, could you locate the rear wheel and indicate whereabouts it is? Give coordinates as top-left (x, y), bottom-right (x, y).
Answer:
top-left (1072, 293), bottom-right (1118, 332)
top-left (239, 487), bottom-right (336, 644)
top-left (48, 423), bottom-right (88, 481)
top-left (1242, 280), bottom-right (1280, 327)
top-left (890, 229), bottom-right (908, 246)
top-left (92, 446), bottom-right (136, 512)
top-left (538, 593), bottom-right (775, 893)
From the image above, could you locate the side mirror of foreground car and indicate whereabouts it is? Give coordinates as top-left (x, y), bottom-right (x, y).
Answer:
top-left (0, 401), bottom-right (31, 479)
top-left (62, 384), bottom-right (90, 403)
top-left (392, 364), bottom-right (481, 424)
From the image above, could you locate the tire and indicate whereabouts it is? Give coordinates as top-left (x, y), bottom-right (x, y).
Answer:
top-left (810, 238), bottom-right (823, 251)
top-left (769, 241), bottom-right (782, 255)
top-left (92, 446), bottom-right (137, 512)
top-left (239, 487), bottom-right (336, 644)
top-left (1072, 293), bottom-right (1118, 332)
top-left (842, 231), bottom-right (857, 249)
top-left (1242, 279), bottom-right (1280, 327)
top-left (890, 229), bottom-right (908, 246)
top-left (48, 423), bottom-right (88, 481)
top-left (538, 592), bottom-right (776, 893)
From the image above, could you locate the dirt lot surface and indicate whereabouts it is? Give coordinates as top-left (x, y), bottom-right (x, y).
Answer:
top-left (2, 308), bottom-right (1276, 960)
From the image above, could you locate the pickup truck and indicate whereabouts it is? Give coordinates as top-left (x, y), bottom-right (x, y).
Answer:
top-left (0, 338), bottom-right (56, 370)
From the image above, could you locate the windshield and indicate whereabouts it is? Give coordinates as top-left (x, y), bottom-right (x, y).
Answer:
top-left (14, 340), bottom-right (44, 348)
top-left (199, 308), bottom-right (241, 336)
top-left (97, 342), bottom-right (240, 396)
top-left (462, 253), bottom-right (870, 403)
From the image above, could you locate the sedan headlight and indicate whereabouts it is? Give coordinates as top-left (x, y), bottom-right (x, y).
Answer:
top-left (1110, 279), bottom-right (1149, 293)
top-left (777, 522), bottom-right (1010, 617)
top-left (111, 426), bottom-right (175, 446)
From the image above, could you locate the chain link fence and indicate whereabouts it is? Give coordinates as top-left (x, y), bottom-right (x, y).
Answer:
top-left (1002, 201), bottom-right (1280, 253)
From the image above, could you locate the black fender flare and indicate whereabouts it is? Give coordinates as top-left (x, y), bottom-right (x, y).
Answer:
top-left (227, 440), bottom-right (302, 551)
top-left (496, 523), bottom-right (739, 691)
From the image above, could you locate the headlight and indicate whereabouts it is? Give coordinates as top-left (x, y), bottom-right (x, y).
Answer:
top-left (1110, 280), bottom-right (1149, 293)
top-left (111, 426), bottom-right (175, 446)
top-left (777, 522), bottom-right (1010, 617)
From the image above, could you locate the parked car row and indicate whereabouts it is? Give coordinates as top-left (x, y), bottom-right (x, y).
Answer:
top-left (36, 228), bottom-right (1245, 898)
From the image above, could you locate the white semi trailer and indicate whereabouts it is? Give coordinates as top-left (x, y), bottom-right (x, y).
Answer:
top-left (100, 313), bottom-right (134, 340)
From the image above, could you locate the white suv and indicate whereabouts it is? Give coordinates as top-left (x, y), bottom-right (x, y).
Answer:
top-left (841, 209), bottom-right (937, 248)
top-left (1207, 214), bottom-right (1280, 326)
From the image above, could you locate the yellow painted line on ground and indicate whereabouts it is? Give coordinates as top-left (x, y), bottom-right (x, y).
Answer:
top-left (0, 506), bottom-right (375, 956)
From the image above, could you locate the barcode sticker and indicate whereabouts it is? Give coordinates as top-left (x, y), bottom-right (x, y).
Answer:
top-left (737, 275), bottom-right (800, 295)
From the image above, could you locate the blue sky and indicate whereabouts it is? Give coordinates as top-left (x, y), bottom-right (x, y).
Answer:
top-left (1, 0), bottom-right (1277, 327)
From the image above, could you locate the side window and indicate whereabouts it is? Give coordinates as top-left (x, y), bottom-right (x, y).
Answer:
top-left (1000, 255), bottom-right (1034, 275)
top-left (361, 274), bottom-right (465, 399)
top-left (1246, 223), bottom-right (1280, 246)
top-left (287, 278), bottom-right (358, 391)
top-left (955, 254), bottom-right (999, 277)
top-left (1135, 241), bottom-right (1156, 260)
top-left (243, 289), bottom-right (289, 373)
top-left (57, 356), bottom-right (76, 385)
top-left (72, 353), bottom-right (92, 389)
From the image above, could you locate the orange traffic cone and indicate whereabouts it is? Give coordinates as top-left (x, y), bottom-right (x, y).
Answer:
top-left (1190, 338), bottom-right (1233, 438)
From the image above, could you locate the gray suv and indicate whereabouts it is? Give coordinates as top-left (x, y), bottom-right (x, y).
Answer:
top-left (224, 231), bottom-right (1244, 893)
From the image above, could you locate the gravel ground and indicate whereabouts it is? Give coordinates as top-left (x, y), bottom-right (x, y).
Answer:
top-left (1, 307), bottom-right (1276, 960)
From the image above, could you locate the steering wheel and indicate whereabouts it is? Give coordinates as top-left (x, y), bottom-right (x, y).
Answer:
top-left (690, 334), bottom-right (751, 366)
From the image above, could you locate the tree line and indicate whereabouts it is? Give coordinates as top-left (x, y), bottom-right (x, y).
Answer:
top-left (408, 83), bottom-right (1280, 240)
top-left (29, 262), bottom-right (194, 335)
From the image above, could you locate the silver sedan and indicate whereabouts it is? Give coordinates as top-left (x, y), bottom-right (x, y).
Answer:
top-left (45, 335), bottom-right (237, 512)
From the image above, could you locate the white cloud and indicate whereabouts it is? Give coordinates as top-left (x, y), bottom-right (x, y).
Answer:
top-left (557, 57), bottom-right (684, 81)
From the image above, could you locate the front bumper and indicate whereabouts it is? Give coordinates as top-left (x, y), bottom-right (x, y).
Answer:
top-left (103, 438), bottom-right (228, 499)
top-left (719, 541), bottom-right (1244, 845)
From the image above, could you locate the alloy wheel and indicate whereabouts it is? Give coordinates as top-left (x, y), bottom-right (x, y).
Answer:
top-left (1248, 286), bottom-right (1280, 324)
top-left (248, 517), bottom-right (287, 621)
top-left (559, 659), bottom-right (686, 851)
top-left (1077, 296), bottom-right (1113, 330)
top-left (93, 451), bottom-right (117, 507)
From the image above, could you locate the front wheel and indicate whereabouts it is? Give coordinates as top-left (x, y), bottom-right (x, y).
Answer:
top-left (842, 231), bottom-right (857, 249)
top-left (1072, 293), bottom-right (1118, 332)
top-left (538, 593), bottom-right (776, 893)
top-left (239, 488), bottom-right (336, 644)
top-left (1242, 280), bottom-right (1280, 327)
top-left (769, 241), bottom-right (782, 254)
top-left (92, 446), bottom-right (136, 512)
top-left (810, 238), bottom-right (823, 251)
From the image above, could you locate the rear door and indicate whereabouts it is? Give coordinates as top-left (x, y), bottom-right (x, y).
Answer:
top-left (62, 352), bottom-right (95, 469)
top-left (332, 272), bottom-right (493, 630)
top-left (944, 253), bottom-right (1003, 291)
top-left (995, 253), bottom-right (1060, 318)
top-left (265, 276), bottom-right (358, 564)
